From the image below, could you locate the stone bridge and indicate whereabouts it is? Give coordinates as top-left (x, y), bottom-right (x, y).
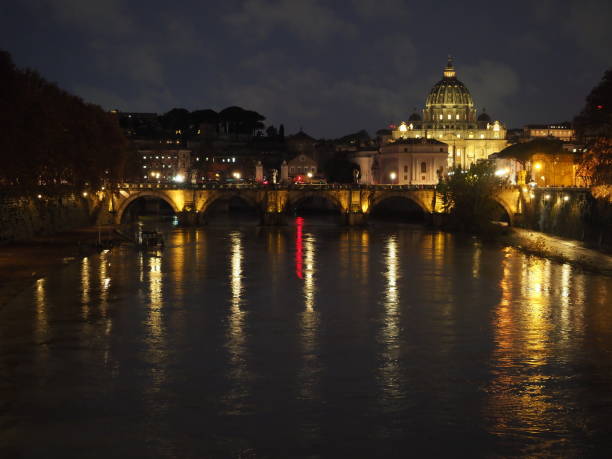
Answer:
top-left (94, 183), bottom-right (525, 226)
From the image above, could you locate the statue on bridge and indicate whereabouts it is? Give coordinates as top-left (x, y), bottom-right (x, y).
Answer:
top-left (353, 168), bottom-right (360, 184)
top-left (271, 169), bottom-right (278, 185)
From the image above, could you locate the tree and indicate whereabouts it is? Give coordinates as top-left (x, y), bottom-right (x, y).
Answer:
top-left (218, 106), bottom-right (266, 137)
top-left (266, 125), bottom-right (278, 137)
top-left (576, 138), bottom-right (612, 186)
top-left (0, 50), bottom-right (129, 189)
top-left (159, 108), bottom-right (191, 134)
top-left (436, 161), bottom-right (505, 232)
top-left (324, 157), bottom-right (359, 183)
top-left (574, 68), bottom-right (612, 143)
top-left (278, 124), bottom-right (285, 140)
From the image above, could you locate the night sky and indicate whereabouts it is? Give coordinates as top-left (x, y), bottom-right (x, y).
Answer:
top-left (2, 0), bottom-right (610, 137)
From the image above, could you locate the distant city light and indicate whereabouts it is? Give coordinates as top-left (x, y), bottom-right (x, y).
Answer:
top-left (173, 174), bottom-right (185, 183)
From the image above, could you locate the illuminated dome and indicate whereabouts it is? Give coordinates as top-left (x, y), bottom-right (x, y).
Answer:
top-left (422, 57), bottom-right (477, 129)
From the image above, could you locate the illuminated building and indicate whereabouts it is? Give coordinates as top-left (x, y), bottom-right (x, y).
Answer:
top-left (287, 153), bottom-right (318, 180)
top-left (140, 149), bottom-right (191, 183)
top-left (523, 123), bottom-right (575, 142)
top-left (530, 152), bottom-right (579, 187)
top-left (388, 57), bottom-right (508, 168)
top-left (377, 138), bottom-right (448, 185)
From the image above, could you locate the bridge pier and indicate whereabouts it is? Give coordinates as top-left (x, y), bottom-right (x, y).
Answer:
top-left (428, 212), bottom-right (446, 227)
top-left (178, 210), bottom-right (198, 226)
top-left (261, 212), bottom-right (286, 226)
top-left (345, 212), bottom-right (367, 226)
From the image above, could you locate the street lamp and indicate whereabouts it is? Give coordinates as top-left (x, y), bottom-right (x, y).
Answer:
top-left (390, 172), bottom-right (397, 184)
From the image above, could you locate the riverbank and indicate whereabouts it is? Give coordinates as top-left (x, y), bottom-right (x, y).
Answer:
top-left (0, 226), bottom-right (121, 309)
top-left (502, 227), bottom-right (612, 276)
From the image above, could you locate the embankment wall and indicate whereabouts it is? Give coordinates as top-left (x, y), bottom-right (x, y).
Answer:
top-left (0, 192), bottom-right (94, 243)
top-left (518, 187), bottom-right (612, 249)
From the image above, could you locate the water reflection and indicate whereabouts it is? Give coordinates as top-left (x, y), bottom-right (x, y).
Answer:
top-left (81, 257), bottom-right (90, 319)
top-left (380, 235), bottom-right (401, 399)
top-left (487, 251), bottom-right (565, 441)
top-left (34, 277), bottom-right (48, 343)
top-left (299, 228), bottom-right (319, 401)
top-left (99, 250), bottom-right (111, 318)
top-left (7, 225), bottom-right (612, 457)
top-left (228, 231), bottom-right (246, 366)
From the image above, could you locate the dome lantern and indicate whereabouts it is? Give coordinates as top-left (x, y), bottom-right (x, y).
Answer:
top-left (443, 55), bottom-right (456, 79)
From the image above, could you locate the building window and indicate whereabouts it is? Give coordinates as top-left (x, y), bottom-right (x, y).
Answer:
top-left (404, 165), bottom-right (408, 172)
top-left (404, 148), bottom-right (408, 152)
top-left (456, 114), bottom-right (460, 120)
top-left (439, 114), bottom-right (443, 120)
top-left (290, 167), bottom-right (295, 173)
top-left (421, 162), bottom-right (427, 173)
top-left (447, 114), bottom-right (452, 120)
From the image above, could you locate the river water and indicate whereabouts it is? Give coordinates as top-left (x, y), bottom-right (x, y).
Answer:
top-left (1, 219), bottom-right (612, 458)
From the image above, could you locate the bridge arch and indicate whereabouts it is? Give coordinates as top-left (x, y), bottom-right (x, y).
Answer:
top-left (115, 191), bottom-right (180, 224)
top-left (368, 191), bottom-right (431, 215)
top-left (491, 197), bottom-right (514, 226)
top-left (286, 191), bottom-right (345, 214)
top-left (199, 191), bottom-right (262, 215)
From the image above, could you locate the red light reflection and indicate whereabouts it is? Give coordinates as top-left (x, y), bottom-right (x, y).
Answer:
top-left (295, 217), bottom-right (304, 279)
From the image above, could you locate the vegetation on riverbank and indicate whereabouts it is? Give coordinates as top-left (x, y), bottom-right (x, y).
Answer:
top-left (0, 50), bottom-right (132, 190)
top-left (436, 161), bottom-right (507, 235)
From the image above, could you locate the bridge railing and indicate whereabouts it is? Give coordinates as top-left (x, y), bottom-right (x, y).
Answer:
top-left (114, 182), bottom-right (438, 191)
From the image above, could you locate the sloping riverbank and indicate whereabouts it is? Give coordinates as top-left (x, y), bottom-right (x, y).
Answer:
top-left (504, 227), bottom-right (612, 276)
top-left (0, 226), bottom-right (121, 309)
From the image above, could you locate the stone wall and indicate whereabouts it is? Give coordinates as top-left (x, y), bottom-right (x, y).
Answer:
top-left (0, 192), bottom-right (94, 243)
top-left (519, 188), bottom-right (612, 249)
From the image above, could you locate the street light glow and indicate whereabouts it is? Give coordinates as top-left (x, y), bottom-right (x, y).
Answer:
top-left (390, 172), bottom-right (397, 181)
top-left (495, 168), bottom-right (509, 176)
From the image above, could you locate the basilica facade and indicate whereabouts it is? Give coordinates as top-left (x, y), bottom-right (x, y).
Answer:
top-left (389, 58), bottom-right (508, 168)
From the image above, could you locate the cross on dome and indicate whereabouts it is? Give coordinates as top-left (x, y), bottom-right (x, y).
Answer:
top-left (444, 55), bottom-right (456, 78)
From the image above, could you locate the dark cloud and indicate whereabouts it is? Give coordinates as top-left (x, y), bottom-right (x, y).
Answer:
top-left (2, 0), bottom-right (610, 137)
